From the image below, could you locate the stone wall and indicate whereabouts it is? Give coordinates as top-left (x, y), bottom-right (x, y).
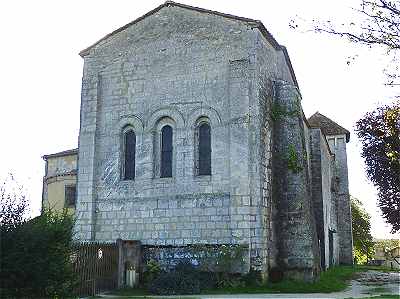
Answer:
top-left (271, 81), bottom-right (320, 281)
top-left (46, 154), bottom-right (77, 177)
top-left (310, 129), bottom-right (339, 270)
top-left (94, 193), bottom-right (254, 245)
top-left (75, 6), bottom-right (295, 274)
top-left (327, 136), bottom-right (353, 265)
top-left (252, 30), bottom-right (295, 274)
top-left (73, 3), bottom-right (349, 278)
top-left (142, 244), bottom-right (249, 273)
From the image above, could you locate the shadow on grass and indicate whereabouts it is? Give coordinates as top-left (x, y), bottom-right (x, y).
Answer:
top-left (344, 295), bottom-right (400, 299)
top-left (108, 265), bottom-right (361, 296)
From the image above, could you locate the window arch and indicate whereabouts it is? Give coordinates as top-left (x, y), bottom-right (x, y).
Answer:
top-left (160, 125), bottom-right (173, 178)
top-left (198, 122), bottom-right (211, 175)
top-left (123, 129), bottom-right (136, 180)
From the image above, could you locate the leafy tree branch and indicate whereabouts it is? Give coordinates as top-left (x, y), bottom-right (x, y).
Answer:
top-left (355, 102), bottom-right (400, 232)
top-left (290, 0), bottom-right (400, 87)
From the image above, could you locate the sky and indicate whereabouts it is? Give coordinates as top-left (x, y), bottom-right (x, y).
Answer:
top-left (0, 0), bottom-right (398, 239)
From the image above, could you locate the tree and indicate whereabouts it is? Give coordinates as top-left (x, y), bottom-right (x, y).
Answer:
top-left (1, 209), bottom-right (76, 298)
top-left (0, 174), bottom-right (76, 298)
top-left (291, 0), bottom-right (400, 231)
top-left (355, 102), bottom-right (400, 232)
top-left (290, 0), bottom-right (399, 87)
top-left (0, 173), bottom-right (29, 232)
top-left (351, 197), bottom-right (374, 264)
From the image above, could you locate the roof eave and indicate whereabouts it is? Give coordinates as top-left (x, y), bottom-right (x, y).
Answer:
top-left (42, 148), bottom-right (79, 160)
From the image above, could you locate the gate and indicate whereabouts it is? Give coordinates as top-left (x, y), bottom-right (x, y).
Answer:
top-left (72, 242), bottom-right (119, 297)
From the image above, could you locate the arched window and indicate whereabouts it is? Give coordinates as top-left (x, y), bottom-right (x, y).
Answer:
top-left (123, 130), bottom-right (136, 180)
top-left (198, 123), bottom-right (211, 175)
top-left (160, 125), bottom-right (173, 178)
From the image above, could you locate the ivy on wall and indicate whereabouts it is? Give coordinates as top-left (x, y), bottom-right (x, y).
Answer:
top-left (270, 102), bottom-right (300, 122)
top-left (286, 144), bottom-right (303, 173)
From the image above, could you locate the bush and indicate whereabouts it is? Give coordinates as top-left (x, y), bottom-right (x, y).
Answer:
top-left (175, 261), bottom-right (217, 290)
top-left (215, 272), bottom-right (245, 289)
top-left (142, 259), bottom-right (162, 287)
top-left (197, 271), bottom-right (218, 290)
top-left (149, 270), bottom-right (201, 295)
top-left (242, 269), bottom-right (263, 287)
top-left (148, 260), bottom-right (219, 295)
top-left (1, 209), bottom-right (75, 298)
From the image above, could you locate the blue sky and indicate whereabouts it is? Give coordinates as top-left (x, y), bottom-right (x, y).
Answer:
top-left (0, 0), bottom-right (398, 239)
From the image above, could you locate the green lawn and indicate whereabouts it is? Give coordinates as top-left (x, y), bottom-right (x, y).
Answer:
top-left (105, 265), bottom-right (400, 297)
top-left (108, 265), bottom-right (359, 296)
top-left (345, 295), bottom-right (400, 299)
top-left (206, 266), bottom-right (357, 294)
top-left (91, 297), bottom-right (199, 299)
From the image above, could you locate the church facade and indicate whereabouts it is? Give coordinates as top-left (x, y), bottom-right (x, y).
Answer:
top-left (42, 2), bottom-right (353, 281)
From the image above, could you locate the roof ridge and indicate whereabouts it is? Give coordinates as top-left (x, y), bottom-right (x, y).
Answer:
top-left (308, 112), bottom-right (350, 142)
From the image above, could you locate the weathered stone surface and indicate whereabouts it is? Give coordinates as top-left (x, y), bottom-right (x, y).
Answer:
top-left (271, 81), bottom-right (320, 281)
top-left (142, 244), bottom-right (249, 273)
top-left (64, 2), bottom-right (354, 281)
top-left (310, 128), bottom-right (340, 270)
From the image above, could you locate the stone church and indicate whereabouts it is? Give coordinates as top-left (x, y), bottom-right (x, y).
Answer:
top-left (42, 1), bottom-right (353, 281)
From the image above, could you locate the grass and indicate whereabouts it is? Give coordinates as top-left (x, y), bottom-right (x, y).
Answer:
top-left (91, 297), bottom-right (199, 299)
top-left (108, 265), bottom-right (359, 296)
top-left (205, 266), bottom-right (357, 294)
top-left (109, 287), bottom-right (150, 296)
top-left (345, 295), bottom-right (400, 299)
top-left (104, 265), bottom-right (400, 297)
top-left (90, 297), bottom-right (199, 299)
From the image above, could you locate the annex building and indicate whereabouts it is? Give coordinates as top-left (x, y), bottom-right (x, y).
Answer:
top-left (42, 1), bottom-right (353, 281)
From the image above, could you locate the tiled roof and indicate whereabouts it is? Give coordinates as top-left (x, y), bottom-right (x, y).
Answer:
top-left (42, 148), bottom-right (78, 160)
top-left (308, 112), bottom-right (350, 142)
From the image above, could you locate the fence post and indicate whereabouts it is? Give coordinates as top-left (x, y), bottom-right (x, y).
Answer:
top-left (93, 279), bottom-right (96, 297)
top-left (117, 238), bottom-right (124, 288)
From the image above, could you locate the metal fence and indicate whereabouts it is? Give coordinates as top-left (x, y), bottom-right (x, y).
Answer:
top-left (72, 242), bottom-right (119, 297)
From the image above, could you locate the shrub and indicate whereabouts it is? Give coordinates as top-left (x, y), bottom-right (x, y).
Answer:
top-left (196, 271), bottom-right (218, 290)
top-left (142, 259), bottom-right (162, 287)
top-left (215, 272), bottom-right (245, 289)
top-left (175, 260), bottom-right (217, 290)
top-left (148, 260), bottom-right (219, 295)
top-left (1, 209), bottom-right (75, 298)
top-left (149, 270), bottom-right (201, 295)
top-left (242, 269), bottom-right (263, 287)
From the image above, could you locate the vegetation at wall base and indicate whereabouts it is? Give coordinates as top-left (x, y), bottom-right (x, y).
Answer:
top-left (344, 296), bottom-right (400, 299)
top-left (0, 208), bottom-right (75, 298)
top-left (111, 265), bottom-right (361, 296)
